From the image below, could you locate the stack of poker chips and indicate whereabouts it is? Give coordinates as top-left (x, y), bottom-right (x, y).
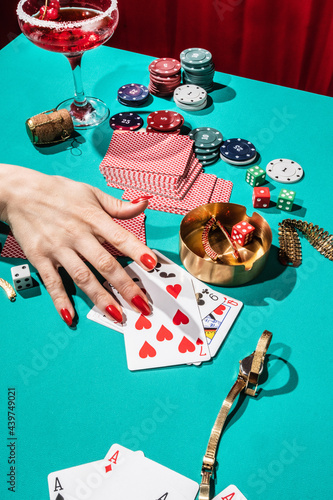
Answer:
top-left (180, 48), bottom-right (215, 93)
top-left (220, 138), bottom-right (257, 166)
top-left (99, 131), bottom-right (233, 215)
top-left (146, 110), bottom-right (184, 135)
top-left (148, 58), bottom-right (181, 97)
top-left (189, 127), bottom-right (223, 166)
top-left (109, 112), bottom-right (144, 132)
top-left (117, 83), bottom-right (149, 107)
top-left (173, 85), bottom-right (208, 111)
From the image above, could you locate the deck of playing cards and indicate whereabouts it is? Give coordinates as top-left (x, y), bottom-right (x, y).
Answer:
top-left (87, 250), bottom-right (243, 371)
top-left (99, 131), bottom-right (233, 215)
top-left (48, 443), bottom-right (199, 500)
top-left (0, 215), bottom-right (146, 259)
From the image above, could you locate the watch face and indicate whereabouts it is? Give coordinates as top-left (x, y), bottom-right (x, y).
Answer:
top-left (240, 354), bottom-right (263, 377)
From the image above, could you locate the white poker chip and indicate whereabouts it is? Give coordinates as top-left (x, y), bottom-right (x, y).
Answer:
top-left (174, 95), bottom-right (207, 107)
top-left (266, 158), bottom-right (304, 183)
top-left (174, 85), bottom-right (207, 104)
top-left (219, 153), bottom-right (257, 166)
top-left (174, 99), bottom-right (207, 111)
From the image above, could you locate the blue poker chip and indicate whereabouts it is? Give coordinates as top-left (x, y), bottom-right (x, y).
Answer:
top-left (220, 138), bottom-right (257, 162)
top-left (117, 84), bottom-right (149, 102)
top-left (109, 112), bottom-right (144, 131)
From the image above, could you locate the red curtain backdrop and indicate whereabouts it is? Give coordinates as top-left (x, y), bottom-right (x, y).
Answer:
top-left (2, 0), bottom-right (333, 96)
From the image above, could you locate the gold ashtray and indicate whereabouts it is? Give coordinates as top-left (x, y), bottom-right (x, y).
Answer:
top-left (179, 202), bottom-right (272, 286)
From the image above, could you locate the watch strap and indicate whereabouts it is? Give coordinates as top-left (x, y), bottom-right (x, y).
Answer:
top-left (246, 329), bottom-right (272, 394)
top-left (199, 377), bottom-right (246, 500)
top-left (199, 330), bottom-right (272, 500)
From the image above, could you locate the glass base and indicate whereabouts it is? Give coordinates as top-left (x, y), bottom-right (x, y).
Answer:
top-left (57, 97), bottom-right (110, 129)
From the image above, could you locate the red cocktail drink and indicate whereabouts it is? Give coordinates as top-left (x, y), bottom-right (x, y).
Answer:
top-left (17, 1), bottom-right (119, 127)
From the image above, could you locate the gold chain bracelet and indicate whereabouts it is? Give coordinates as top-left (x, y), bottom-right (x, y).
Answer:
top-left (278, 219), bottom-right (333, 267)
top-left (0, 278), bottom-right (16, 302)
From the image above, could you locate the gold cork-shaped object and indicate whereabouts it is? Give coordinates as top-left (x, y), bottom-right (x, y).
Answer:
top-left (179, 202), bottom-right (272, 286)
top-left (26, 109), bottom-right (74, 145)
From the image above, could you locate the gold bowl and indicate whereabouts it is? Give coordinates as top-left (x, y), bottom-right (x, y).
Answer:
top-left (179, 202), bottom-right (272, 286)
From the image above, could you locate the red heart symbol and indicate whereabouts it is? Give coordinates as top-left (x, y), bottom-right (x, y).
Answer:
top-left (178, 336), bottom-right (195, 354)
top-left (166, 284), bottom-right (182, 299)
top-left (156, 325), bottom-right (173, 342)
top-left (214, 304), bottom-right (226, 315)
top-left (173, 309), bottom-right (189, 325)
top-left (135, 314), bottom-right (152, 330)
top-left (196, 338), bottom-right (204, 345)
top-left (139, 341), bottom-right (156, 359)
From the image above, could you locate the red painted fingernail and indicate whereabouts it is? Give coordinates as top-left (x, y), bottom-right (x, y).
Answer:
top-left (105, 305), bottom-right (123, 323)
top-left (140, 253), bottom-right (157, 270)
top-left (131, 295), bottom-right (151, 316)
top-left (61, 308), bottom-right (72, 326)
top-left (131, 195), bottom-right (154, 204)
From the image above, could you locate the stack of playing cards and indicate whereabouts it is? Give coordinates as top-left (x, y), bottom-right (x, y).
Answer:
top-left (100, 131), bottom-right (233, 215)
top-left (0, 215), bottom-right (146, 259)
top-left (87, 250), bottom-right (243, 371)
top-left (48, 443), bottom-right (200, 500)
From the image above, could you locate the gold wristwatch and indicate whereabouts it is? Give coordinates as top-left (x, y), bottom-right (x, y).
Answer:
top-left (199, 330), bottom-right (272, 500)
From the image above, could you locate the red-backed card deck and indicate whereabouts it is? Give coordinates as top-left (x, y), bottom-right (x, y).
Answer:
top-left (100, 131), bottom-right (194, 180)
top-left (213, 484), bottom-right (248, 499)
top-left (122, 172), bottom-right (217, 214)
top-left (106, 160), bottom-right (203, 200)
top-left (0, 215), bottom-right (146, 259)
top-left (48, 443), bottom-right (199, 500)
top-left (87, 250), bottom-right (242, 366)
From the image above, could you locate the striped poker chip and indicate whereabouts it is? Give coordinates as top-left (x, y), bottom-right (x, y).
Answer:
top-left (220, 138), bottom-right (257, 163)
top-left (109, 112), bottom-right (143, 131)
top-left (147, 110), bottom-right (184, 131)
top-left (174, 85), bottom-right (207, 104)
top-left (117, 83), bottom-right (149, 102)
top-left (180, 48), bottom-right (212, 67)
top-left (149, 58), bottom-right (181, 76)
top-left (266, 158), bottom-right (304, 183)
top-left (189, 127), bottom-right (223, 149)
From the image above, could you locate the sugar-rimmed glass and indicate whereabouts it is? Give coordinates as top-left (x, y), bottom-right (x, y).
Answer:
top-left (17, 0), bottom-right (119, 128)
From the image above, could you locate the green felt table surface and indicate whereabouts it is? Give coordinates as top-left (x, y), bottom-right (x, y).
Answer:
top-left (0, 35), bottom-right (332, 500)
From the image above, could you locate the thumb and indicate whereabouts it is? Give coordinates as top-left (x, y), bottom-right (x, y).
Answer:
top-left (94, 188), bottom-right (151, 220)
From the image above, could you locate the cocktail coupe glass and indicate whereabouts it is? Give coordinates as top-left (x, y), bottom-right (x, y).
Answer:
top-left (17, 0), bottom-right (119, 128)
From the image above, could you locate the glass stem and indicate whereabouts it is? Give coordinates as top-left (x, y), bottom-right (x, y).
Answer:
top-left (67, 54), bottom-right (86, 106)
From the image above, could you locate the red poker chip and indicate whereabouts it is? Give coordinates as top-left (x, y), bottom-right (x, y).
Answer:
top-left (147, 110), bottom-right (184, 131)
top-left (150, 72), bottom-right (181, 83)
top-left (148, 58), bottom-right (181, 76)
top-left (146, 126), bottom-right (180, 135)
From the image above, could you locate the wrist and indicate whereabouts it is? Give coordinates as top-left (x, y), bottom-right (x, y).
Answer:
top-left (0, 164), bottom-right (25, 223)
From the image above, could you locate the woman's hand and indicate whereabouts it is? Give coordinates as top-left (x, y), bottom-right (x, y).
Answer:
top-left (0, 164), bottom-right (156, 326)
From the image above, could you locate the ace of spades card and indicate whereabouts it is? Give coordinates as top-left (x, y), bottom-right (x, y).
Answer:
top-left (101, 262), bottom-right (211, 370)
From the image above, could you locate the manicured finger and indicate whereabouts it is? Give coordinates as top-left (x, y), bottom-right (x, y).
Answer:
top-left (87, 210), bottom-right (157, 272)
top-left (56, 249), bottom-right (126, 323)
top-left (94, 188), bottom-right (152, 220)
top-left (75, 236), bottom-right (151, 316)
top-left (36, 259), bottom-right (75, 326)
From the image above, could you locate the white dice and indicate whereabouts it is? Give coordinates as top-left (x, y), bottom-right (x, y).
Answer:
top-left (11, 264), bottom-right (33, 291)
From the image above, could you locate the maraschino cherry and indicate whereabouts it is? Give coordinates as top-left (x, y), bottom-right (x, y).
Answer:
top-left (39, 0), bottom-right (60, 20)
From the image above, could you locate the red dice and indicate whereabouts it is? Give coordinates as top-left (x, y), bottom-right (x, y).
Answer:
top-left (252, 186), bottom-right (270, 208)
top-left (231, 221), bottom-right (255, 246)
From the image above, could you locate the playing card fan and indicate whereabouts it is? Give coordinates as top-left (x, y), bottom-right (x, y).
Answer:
top-left (87, 250), bottom-right (243, 369)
